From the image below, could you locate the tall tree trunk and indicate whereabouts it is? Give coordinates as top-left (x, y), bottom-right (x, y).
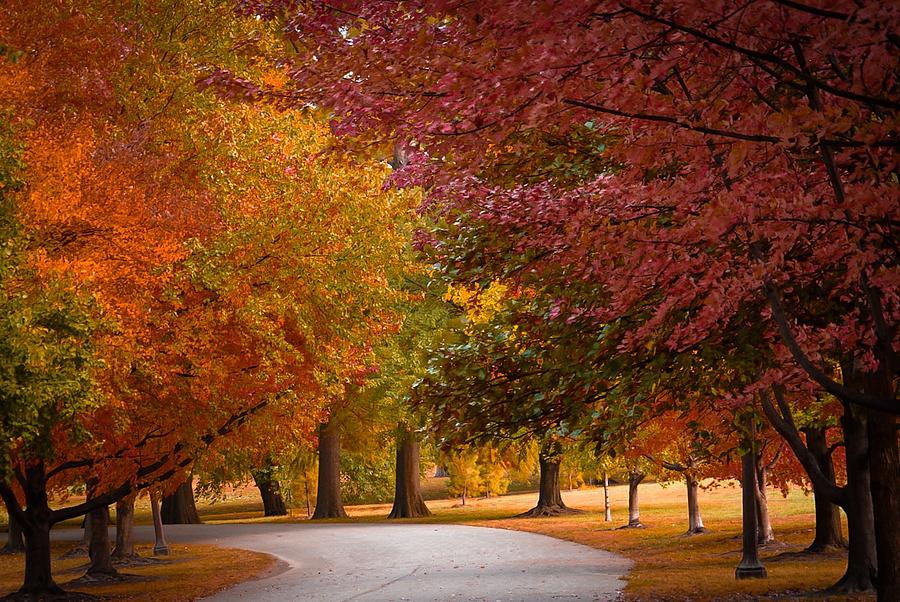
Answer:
top-left (111, 497), bottom-right (137, 560)
top-left (2, 502), bottom-right (25, 554)
top-left (864, 365), bottom-right (900, 602)
top-left (686, 474), bottom-right (706, 534)
top-left (161, 479), bottom-right (201, 524)
top-left (755, 458), bottom-right (775, 545)
top-left (603, 472), bottom-right (612, 522)
top-left (17, 463), bottom-right (63, 595)
top-left (252, 461), bottom-right (288, 517)
top-left (518, 451), bottom-right (569, 517)
top-left (622, 469), bottom-right (645, 528)
top-left (832, 403), bottom-right (877, 593)
top-left (312, 417), bottom-right (348, 519)
top-left (735, 447), bottom-right (767, 579)
top-left (86, 504), bottom-right (117, 577)
top-left (388, 428), bottom-right (431, 519)
top-left (150, 491), bottom-right (170, 556)
top-left (21, 517), bottom-right (59, 594)
top-left (802, 425), bottom-right (846, 552)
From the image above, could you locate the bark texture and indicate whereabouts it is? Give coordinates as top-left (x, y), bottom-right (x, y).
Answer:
top-left (312, 417), bottom-right (348, 519)
top-left (802, 426), bottom-right (847, 552)
top-left (161, 480), bottom-right (201, 525)
top-left (760, 387), bottom-right (874, 592)
top-left (13, 462), bottom-right (62, 594)
top-left (735, 449), bottom-right (767, 579)
top-left (150, 491), bottom-right (170, 556)
top-left (621, 470), bottom-right (645, 528)
top-left (388, 429), bottom-right (432, 519)
top-left (832, 403), bottom-right (877, 593)
top-left (112, 497), bottom-right (137, 559)
top-left (87, 504), bottom-right (117, 576)
top-left (864, 365), bottom-right (900, 602)
top-left (755, 457), bottom-right (775, 545)
top-left (2, 507), bottom-right (25, 554)
top-left (252, 462), bottom-right (288, 517)
top-left (517, 452), bottom-right (571, 517)
top-left (686, 474), bottom-right (706, 535)
top-left (603, 472), bottom-right (612, 522)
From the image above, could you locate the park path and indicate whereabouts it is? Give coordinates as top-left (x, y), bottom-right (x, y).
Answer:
top-left (54, 522), bottom-right (631, 601)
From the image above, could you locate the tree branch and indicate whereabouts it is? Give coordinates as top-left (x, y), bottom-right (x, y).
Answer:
top-left (621, 4), bottom-right (900, 110)
top-left (48, 396), bottom-right (273, 524)
top-left (562, 98), bottom-right (780, 143)
top-left (759, 389), bottom-right (846, 506)
top-left (0, 482), bottom-right (26, 526)
top-left (763, 279), bottom-right (898, 413)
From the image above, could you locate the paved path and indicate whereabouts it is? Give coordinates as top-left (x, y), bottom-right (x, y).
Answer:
top-left (54, 522), bottom-right (631, 601)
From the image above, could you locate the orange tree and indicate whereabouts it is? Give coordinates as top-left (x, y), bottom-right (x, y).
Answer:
top-left (0, 0), bottom-right (414, 594)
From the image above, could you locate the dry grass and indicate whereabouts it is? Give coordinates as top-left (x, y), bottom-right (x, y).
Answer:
top-left (2, 479), bottom-right (871, 601)
top-left (344, 481), bottom-right (869, 601)
top-left (0, 543), bottom-right (275, 600)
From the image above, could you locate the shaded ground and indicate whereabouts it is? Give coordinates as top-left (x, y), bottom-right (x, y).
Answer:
top-left (0, 543), bottom-right (273, 601)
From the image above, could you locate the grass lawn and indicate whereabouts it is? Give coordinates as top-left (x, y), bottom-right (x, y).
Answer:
top-left (0, 542), bottom-right (275, 600)
top-left (2, 479), bottom-right (871, 600)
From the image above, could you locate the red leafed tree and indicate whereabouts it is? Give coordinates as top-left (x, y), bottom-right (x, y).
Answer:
top-left (219, 2), bottom-right (899, 597)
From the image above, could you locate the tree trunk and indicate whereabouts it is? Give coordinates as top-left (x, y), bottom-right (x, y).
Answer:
top-left (755, 458), bottom-right (775, 544)
top-left (304, 480), bottom-right (311, 518)
top-left (864, 364), bottom-right (900, 602)
top-left (21, 517), bottom-right (60, 595)
top-left (312, 417), bottom-right (348, 519)
top-left (603, 472), bottom-right (612, 522)
top-left (831, 403), bottom-right (877, 593)
top-left (18, 463), bottom-right (63, 595)
top-left (518, 452), bottom-right (570, 517)
top-left (622, 470), bottom-right (645, 528)
top-left (388, 428), bottom-right (431, 519)
top-left (252, 462), bottom-right (288, 517)
top-left (735, 448), bottom-right (767, 579)
top-left (150, 491), bottom-right (170, 556)
top-left (111, 497), bottom-right (137, 559)
top-left (686, 474), bottom-right (706, 535)
top-left (161, 479), bottom-right (201, 524)
top-left (87, 504), bottom-right (117, 576)
top-left (803, 425), bottom-right (846, 552)
top-left (2, 504), bottom-right (25, 554)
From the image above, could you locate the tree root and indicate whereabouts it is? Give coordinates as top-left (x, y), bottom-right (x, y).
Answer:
top-left (515, 505), bottom-right (583, 518)
top-left (616, 521), bottom-right (646, 529)
top-left (112, 555), bottom-right (167, 568)
top-left (67, 571), bottom-right (148, 587)
top-left (681, 527), bottom-right (709, 536)
top-left (59, 545), bottom-right (89, 559)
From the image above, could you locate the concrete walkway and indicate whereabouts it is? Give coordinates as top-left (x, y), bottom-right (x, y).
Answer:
top-left (54, 522), bottom-right (631, 601)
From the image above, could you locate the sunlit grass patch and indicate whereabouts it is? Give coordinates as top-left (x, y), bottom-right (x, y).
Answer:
top-left (444, 483), bottom-right (870, 602)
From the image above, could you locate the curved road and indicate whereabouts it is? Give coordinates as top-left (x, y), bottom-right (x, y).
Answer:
top-left (54, 522), bottom-right (631, 601)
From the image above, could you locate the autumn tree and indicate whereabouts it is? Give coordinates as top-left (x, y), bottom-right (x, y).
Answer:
top-left (223, 2), bottom-right (898, 596)
top-left (0, 0), bottom-right (414, 594)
